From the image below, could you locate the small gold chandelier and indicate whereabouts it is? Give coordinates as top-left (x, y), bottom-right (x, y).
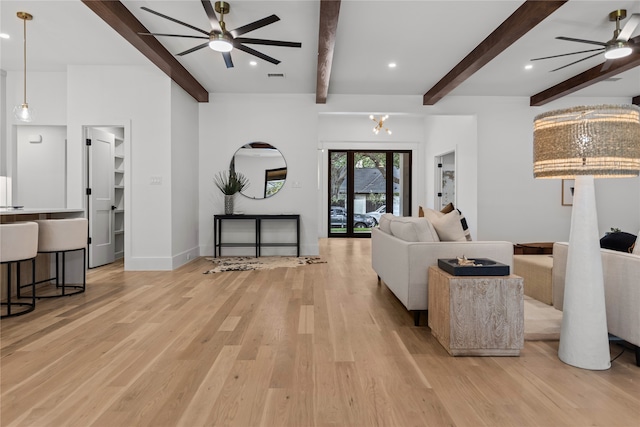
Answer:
top-left (13, 12), bottom-right (35, 122)
top-left (370, 114), bottom-right (391, 135)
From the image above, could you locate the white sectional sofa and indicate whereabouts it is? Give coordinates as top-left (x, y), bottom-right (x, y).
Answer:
top-left (371, 213), bottom-right (514, 325)
top-left (553, 242), bottom-right (640, 366)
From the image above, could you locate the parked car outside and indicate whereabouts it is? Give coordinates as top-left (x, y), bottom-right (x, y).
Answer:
top-left (366, 205), bottom-right (386, 224)
top-left (330, 206), bottom-right (376, 228)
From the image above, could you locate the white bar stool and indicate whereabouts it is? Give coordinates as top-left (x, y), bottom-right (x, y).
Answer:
top-left (1, 222), bottom-right (38, 318)
top-left (29, 218), bottom-right (88, 298)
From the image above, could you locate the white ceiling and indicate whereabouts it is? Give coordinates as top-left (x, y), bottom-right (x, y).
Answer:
top-left (1, 0), bottom-right (639, 100)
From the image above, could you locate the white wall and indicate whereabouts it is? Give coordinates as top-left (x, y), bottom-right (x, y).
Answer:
top-left (433, 95), bottom-right (640, 242)
top-left (16, 125), bottom-right (66, 208)
top-left (424, 115), bottom-right (478, 238)
top-left (317, 111), bottom-right (425, 236)
top-left (3, 71), bottom-right (67, 202)
top-left (199, 93), bottom-right (319, 256)
top-left (170, 81), bottom-right (200, 268)
top-left (67, 65), bottom-right (175, 270)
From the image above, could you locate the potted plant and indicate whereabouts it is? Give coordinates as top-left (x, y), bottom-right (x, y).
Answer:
top-left (214, 169), bottom-right (249, 214)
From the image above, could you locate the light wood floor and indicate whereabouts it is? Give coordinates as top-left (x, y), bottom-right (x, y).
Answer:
top-left (1, 238), bottom-right (639, 427)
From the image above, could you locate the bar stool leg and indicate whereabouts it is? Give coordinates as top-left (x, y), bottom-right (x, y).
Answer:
top-left (7, 263), bottom-right (12, 317)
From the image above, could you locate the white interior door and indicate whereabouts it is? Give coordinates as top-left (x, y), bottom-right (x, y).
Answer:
top-left (87, 127), bottom-right (115, 268)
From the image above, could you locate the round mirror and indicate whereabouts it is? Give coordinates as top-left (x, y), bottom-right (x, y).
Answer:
top-left (231, 142), bottom-right (287, 199)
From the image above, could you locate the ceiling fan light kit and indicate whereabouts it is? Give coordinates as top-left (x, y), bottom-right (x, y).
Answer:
top-left (531, 8), bottom-right (639, 71)
top-left (13, 11), bottom-right (35, 123)
top-left (604, 41), bottom-right (632, 59)
top-left (209, 33), bottom-right (233, 52)
top-left (139, 0), bottom-right (301, 69)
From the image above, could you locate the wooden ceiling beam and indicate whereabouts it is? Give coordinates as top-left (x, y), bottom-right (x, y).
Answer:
top-left (423, 0), bottom-right (567, 106)
top-left (81, 0), bottom-right (209, 102)
top-left (530, 35), bottom-right (640, 106)
top-left (316, 0), bottom-right (341, 104)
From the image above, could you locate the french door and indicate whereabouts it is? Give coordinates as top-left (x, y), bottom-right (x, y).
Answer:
top-left (328, 150), bottom-right (412, 237)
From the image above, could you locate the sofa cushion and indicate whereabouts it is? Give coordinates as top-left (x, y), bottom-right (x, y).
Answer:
top-left (378, 213), bottom-right (394, 234)
top-left (389, 217), bottom-right (439, 242)
top-left (431, 210), bottom-right (467, 241)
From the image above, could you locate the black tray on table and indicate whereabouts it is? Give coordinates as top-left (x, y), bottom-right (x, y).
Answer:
top-left (437, 258), bottom-right (510, 276)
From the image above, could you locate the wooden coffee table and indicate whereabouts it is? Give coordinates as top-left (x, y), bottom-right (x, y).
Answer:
top-left (428, 266), bottom-right (524, 356)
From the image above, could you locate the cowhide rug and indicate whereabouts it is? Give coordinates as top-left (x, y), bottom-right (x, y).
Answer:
top-left (204, 256), bottom-right (326, 274)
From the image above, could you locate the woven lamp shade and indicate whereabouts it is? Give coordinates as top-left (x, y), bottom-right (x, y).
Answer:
top-left (533, 104), bottom-right (640, 179)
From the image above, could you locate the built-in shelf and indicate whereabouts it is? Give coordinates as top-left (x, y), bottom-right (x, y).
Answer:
top-left (113, 133), bottom-right (125, 260)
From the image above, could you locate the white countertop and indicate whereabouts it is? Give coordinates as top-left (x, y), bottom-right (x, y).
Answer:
top-left (0, 208), bottom-right (85, 216)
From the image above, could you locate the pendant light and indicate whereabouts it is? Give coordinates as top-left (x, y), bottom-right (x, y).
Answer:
top-left (13, 12), bottom-right (35, 123)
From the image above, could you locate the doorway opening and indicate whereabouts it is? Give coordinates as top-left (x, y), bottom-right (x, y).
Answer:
top-left (435, 150), bottom-right (455, 210)
top-left (328, 150), bottom-right (412, 237)
top-left (84, 126), bottom-right (126, 268)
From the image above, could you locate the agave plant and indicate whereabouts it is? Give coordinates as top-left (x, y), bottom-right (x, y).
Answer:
top-left (214, 169), bottom-right (249, 195)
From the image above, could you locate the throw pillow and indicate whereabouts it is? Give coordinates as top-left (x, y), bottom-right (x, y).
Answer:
top-left (418, 206), bottom-right (424, 217)
top-left (440, 202), bottom-right (455, 214)
top-left (457, 209), bottom-right (472, 241)
top-left (378, 213), bottom-right (394, 234)
top-left (389, 217), bottom-right (439, 242)
top-left (430, 210), bottom-right (467, 241)
top-left (422, 207), bottom-right (444, 223)
top-left (600, 231), bottom-right (637, 253)
top-left (633, 231), bottom-right (639, 255)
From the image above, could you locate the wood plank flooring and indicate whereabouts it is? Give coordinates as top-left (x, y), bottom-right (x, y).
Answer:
top-left (1, 238), bottom-right (639, 426)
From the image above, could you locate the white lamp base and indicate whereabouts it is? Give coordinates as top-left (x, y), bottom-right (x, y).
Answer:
top-left (558, 175), bottom-right (610, 370)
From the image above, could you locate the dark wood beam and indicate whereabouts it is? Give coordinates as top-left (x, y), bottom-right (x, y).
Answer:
top-left (81, 0), bottom-right (208, 103)
top-left (530, 35), bottom-right (640, 106)
top-left (423, 0), bottom-right (567, 106)
top-left (633, 95), bottom-right (640, 105)
top-left (316, 0), bottom-right (341, 104)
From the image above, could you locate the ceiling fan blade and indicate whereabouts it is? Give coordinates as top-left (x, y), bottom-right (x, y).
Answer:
top-left (222, 52), bottom-right (234, 68)
top-left (234, 37), bottom-right (301, 48)
top-left (601, 60), bottom-right (613, 72)
top-left (234, 44), bottom-right (280, 65)
top-left (176, 42), bottom-right (210, 56)
top-left (231, 15), bottom-right (280, 37)
top-left (549, 51), bottom-right (604, 72)
top-left (139, 32), bottom-right (209, 40)
top-left (201, 0), bottom-right (222, 32)
top-left (556, 36), bottom-right (607, 47)
top-left (530, 48), bottom-right (604, 61)
top-left (140, 7), bottom-right (210, 36)
top-left (617, 13), bottom-right (640, 41)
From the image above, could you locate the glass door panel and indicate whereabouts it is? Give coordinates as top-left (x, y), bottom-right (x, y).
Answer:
top-left (329, 151), bottom-right (347, 234)
top-left (329, 150), bottom-right (411, 238)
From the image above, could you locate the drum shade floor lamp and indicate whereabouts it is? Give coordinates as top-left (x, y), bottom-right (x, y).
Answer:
top-left (533, 104), bottom-right (640, 370)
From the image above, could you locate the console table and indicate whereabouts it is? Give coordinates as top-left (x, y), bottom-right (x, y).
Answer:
top-left (213, 214), bottom-right (300, 258)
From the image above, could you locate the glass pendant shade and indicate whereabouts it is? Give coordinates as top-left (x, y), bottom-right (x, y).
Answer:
top-left (15, 12), bottom-right (34, 123)
top-left (13, 103), bottom-right (35, 122)
top-left (533, 105), bottom-right (640, 179)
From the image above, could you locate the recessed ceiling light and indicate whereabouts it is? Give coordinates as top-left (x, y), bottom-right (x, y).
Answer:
top-left (0, 33), bottom-right (10, 39)
top-left (249, 61), bottom-right (257, 66)
top-left (388, 62), bottom-right (397, 68)
top-left (524, 64), bottom-right (533, 70)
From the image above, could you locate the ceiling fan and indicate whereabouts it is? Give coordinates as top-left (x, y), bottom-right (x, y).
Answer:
top-left (531, 9), bottom-right (639, 72)
top-left (138, 0), bottom-right (302, 68)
